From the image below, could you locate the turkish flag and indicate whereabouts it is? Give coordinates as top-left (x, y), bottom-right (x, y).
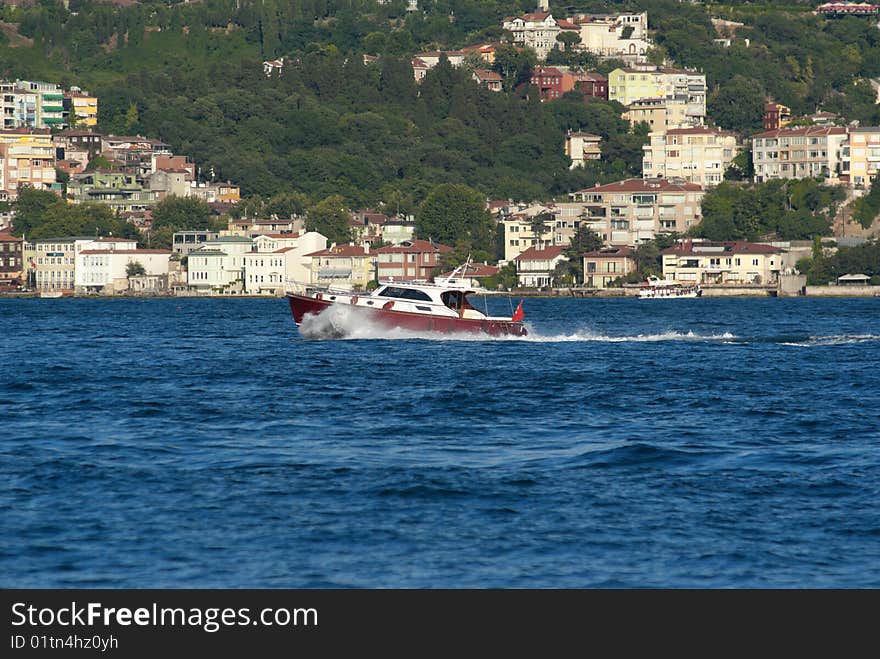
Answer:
top-left (512, 300), bottom-right (525, 322)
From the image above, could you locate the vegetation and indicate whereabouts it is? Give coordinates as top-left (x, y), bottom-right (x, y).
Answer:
top-left (797, 240), bottom-right (880, 285)
top-left (695, 179), bottom-right (846, 241)
top-left (851, 177), bottom-right (880, 229)
top-left (11, 187), bottom-right (141, 241)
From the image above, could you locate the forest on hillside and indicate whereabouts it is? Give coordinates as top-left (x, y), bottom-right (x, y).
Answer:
top-left (0, 0), bottom-right (879, 231)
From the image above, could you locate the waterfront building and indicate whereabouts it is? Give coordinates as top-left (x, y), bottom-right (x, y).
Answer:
top-left (642, 127), bottom-right (740, 186)
top-left (0, 232), bottom-right (23, 287)
top-left (24, 237), bottom-right (137, 293)
top-left (171, 230), bottom-right (220, 256)
top-left (374, 239), bottom-right (452, 281)
top-left (305, 244), bottom-right (375, 292)
top-left (75, 248), bottom-right (171, 293)
top-left (569, 178), bottom-right (705, 246)
top-left (751, 125), bottom-right (847, 183)
top-left (513, 245), bottom-right (568, 287)
top-left (243, 231), bottom-right (327, 294)
top-left (661, 240), bottom-right (783, 285)
top-left (186, 236), bottom-right (255, 293)
top-left (582, 246), bottom-right (636, 288)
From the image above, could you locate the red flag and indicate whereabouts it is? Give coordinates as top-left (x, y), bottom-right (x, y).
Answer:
top-left (512, 300), bottom-right (524, 322)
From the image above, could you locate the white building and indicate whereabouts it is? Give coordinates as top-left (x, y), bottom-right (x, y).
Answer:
top-left (572, 12), bottom-right (651, 62)
top-left (502, 12), bottom-right (563, 60)
top-left (642, 127), bottom-right (740, 186)
top-left (751, 126), bottom-right (848, 183)
top-left (186, 235), bottom-right (254, 292)
top-left (75, 248), bottom-right (172, 293)
top-left (243, 231), bottom-right (327, 294)
top-left (514, 245), bottom-right (568, 287)
top-left (565, 132), bottom-right (602, 169)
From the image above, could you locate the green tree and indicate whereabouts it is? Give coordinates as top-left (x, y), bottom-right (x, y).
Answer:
top-left (417, 183), bottom-right (495, 255)
top-left (556, 31), bottom-right (581, 52)
top-left (151, 196), bottom-right (214, 231)
top-left (529, 212), bottom-right (554, 249)
top-left (126, 260), bottom-right (146, 277)
top-left (306, 194), bottom-right (353, 245)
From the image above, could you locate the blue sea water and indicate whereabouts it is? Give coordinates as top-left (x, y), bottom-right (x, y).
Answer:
top-left (1, 296), bottom-right (879, 588)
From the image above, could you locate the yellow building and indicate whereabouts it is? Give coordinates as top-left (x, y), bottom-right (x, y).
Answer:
top-left (64, 87), bottom-right (98, 128)
top-left (0, 128), bottom-right (57, 201)
top-left (609, 66), bottom-right (706, 123)
top-left (623, 98), bottom-right (693, 131)
top-left (841, 126), bottom-right (880, 188)
top-left (661, 240), bottom-right (782, 286)
top-left (307, 244), bottom-right (375, 291)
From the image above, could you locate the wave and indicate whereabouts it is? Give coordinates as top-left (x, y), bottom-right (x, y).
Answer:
top-left (779, 334), bottom-right (880, 347)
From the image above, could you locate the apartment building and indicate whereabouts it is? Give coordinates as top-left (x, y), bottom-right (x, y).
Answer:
top-left (751, 126), bottom-right (847, 182)
top-left (569, 178), bottom-right (705, 246)
top-left (582, 246), bottom-right (636, 288)
top-left (63, 87), bottom-right (98, 128)
top-left (374, 239), bottom-right (452, 281)
top-left (306, 244), bottom-right (374, 292)
top-left (565, 132), bottom-right (602, 169)
top-left (608, 66), bottom-right (707, 124)
top-left (0, 128), bottom-right (57, 200)
top-left (0, 232), bottom-right (22, 286)
top-left (24, 237), bottom-right (137, 293)
top-left (661, 240), bottom-right (783, 285)
top-left (623, 97), bottom-right (696, 130)
top-left (642, 127), bottom-right (740, 186)
top-left (840, 126), bottom-right (880, 187)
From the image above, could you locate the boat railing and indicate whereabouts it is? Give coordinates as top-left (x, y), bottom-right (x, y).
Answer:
top-left (285, 279), bottom-right (353, 295)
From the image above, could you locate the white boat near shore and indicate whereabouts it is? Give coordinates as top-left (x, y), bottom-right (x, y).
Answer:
top-left (39, 291), bottom-right (63, 299)
top-left (638, 276), bottom-right (702, 299)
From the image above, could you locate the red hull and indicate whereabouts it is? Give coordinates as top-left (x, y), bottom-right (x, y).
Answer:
top-left (286, 294), bottom-right (527, 337)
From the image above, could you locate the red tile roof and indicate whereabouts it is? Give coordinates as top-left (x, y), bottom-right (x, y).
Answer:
top-left (579, 178), bottom-right (703, 193)
top-left (752, 126), bottom-right (847, 139)
top-left (80, 249), bottom-right (171, 255)
top-left (661, 241), bottom-right (782, 256)
top-left (374, 239), bottom-right (453, 253)
top-left (515, 245), bottom-right (566, 261)
top-left (305, 244), bottom-right (369, 257)
top-left (257, 233), bottom-right (300, 239)
top-left (439, 263), bottom-right (499, 278)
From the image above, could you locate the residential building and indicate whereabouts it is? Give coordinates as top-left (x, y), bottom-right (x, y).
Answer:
top-left (380, 219), bottom-right (417, 245)
top-left (661, 240), bottom-right (783, 285)
top-left (243, 232), bottom-right (327, 295)
top-left (816, 3), bottom-right (879, 17)
top-left (75, 248), bottom-right (172, 293)
top-left (751, 126), bottom-right (847, 183)
top-left (190, 181), bottom-right (240, 205)
top-left (1, 80), bottom-right (65, 129)
top-left (763, 102), bottom-right (792, 130)
top-left (572, 72), bottom-right (607, 100)
top-left (0, 128), bottom-right (57, 200)
top-left (569, 178), bottom-right (705, 246)
top-left (530, 66), bottom-right (571, 100)
top-left (514, 245), bottom-right (568, 287)
top-left (374, 239), bottom-right (452, 281)
top-left (608, 66), bottom-right (707, 124)
top-left (67, 170), bottom-right (159, 212)
top-left (472, 69), bottom-right (503, 91)
top-left (623, 97), bottom-right (695, 130)
top-left (63, 87), bottom-right (98, 128)
top-left (840, 126), bottom-right (880, 188)
top-left (101, 135), bottom-right (171, 177)
top-left (186, 236), bottom-right (255, 293)
top-left (565, 131), bottom-right (602, 168)
top-left (411, 51), bottom-right (465, 81)
top-left (24, 237), bottom-right (137, 293)
top-left (582, 246), bottom-right (636, 288)
top-left (0, 232), bottom-right (23, 287)
top-left (172, 230), bottom-right (220, 256)
top-left (642, 127), bottom-right (740, 186)
top-left (502, 12), bottom-right (562, 60)
top-left (571, 12), bottom-right (651, 62)
top-left (53, 130), bottom-right (102, 171)
top-left (306, 244), bottom-right (375, 291)
top-left (501, 204), bottom-right (557, 262)
top-left (436, 262), bottom-right (500, 289)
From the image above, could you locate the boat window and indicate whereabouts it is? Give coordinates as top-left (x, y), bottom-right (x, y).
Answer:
top-left (415, 305), bottom-right (432, 312)
top-left (375, 286), bottom-right (432, 302)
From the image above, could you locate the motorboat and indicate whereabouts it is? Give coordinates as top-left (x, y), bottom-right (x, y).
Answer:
top-left (637, 275), bottom-right (702, 299)
top-left (286, 266), bottom-right (527, 337)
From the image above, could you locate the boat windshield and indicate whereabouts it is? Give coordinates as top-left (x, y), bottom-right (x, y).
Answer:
top-left (441, 290), bottom-right (476, 311)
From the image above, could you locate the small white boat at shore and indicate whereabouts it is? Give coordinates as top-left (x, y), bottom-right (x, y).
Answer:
top-left (39, 291), bottom-right (63, 299)
top-left (638, 276), bottom-right (701, 299)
